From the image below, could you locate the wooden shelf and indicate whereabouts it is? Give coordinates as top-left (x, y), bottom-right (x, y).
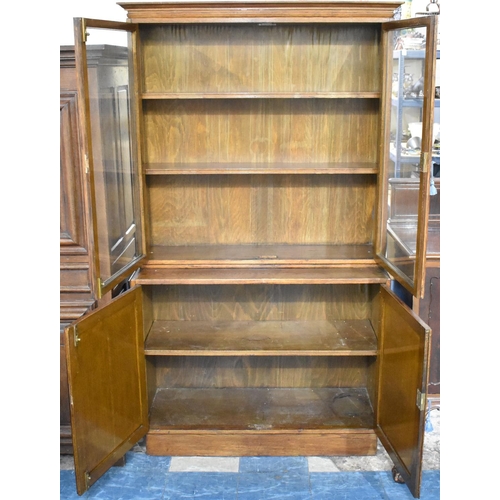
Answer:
top-left (149, 387), bottom-right (374, 431)
top-left (145, 162), bottom-right (378, 175)
top-left (147, 387), bottom-right (377, 455)
top-left (142, 92), bottom-right (381, 99)
top-left (145, 244), bottom-right (376, 268)
top-left (144, 319), bottom-right (378, 356)
top-left (134, 266), bottom-right (389, 285)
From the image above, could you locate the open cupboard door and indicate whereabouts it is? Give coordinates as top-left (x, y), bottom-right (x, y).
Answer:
top-left (65, 287), bottom-right (148, 495)
top-left (376, 286), bottom-right (431, 498)
top-left (376, 15), bottom-right (438, 299)
top-left (74, 18), bottom-right (146, 299)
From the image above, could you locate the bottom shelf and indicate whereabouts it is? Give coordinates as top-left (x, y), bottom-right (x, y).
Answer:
top-left (147, 387), bottom-right (377, 456)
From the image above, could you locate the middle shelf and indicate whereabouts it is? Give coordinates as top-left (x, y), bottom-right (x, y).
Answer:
top-left (144, 162), bottom-right (378, 175)
top-left (145, 319), bottom-right (378, 356)
top-left (134, 266), bottom-right (389, 285)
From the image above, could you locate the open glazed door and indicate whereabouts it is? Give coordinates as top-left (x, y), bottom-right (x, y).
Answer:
top-left (376, 286), bottom-right (431, 498)
top-left (74, 18), bottom-right (145, 298)
top-left (376, 15), bottom-right (438, 298)
top-left (65, 287), bottom-right (148, 495)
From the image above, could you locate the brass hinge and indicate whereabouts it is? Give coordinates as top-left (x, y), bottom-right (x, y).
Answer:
top-left (416, 389), bottom-right (426, 411)
top-left (84, 471), bottom-right (91, 488)
top-left (82, 19), bottom-right (89, 43)
top-left (419, 152), bottom-right (429, 173)
top-left (74, 326), bottom-right (81, 348)
top-left (97, 278), bottom-right (103, 299)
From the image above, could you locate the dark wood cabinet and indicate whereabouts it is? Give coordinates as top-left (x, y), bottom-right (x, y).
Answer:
top-left (63, 3), bottom-right (439, 498)
top-left (389, 177), bottom-right (440, 396)
top-left (418, 263), bottom-right (440, 395)
top-left (60, 46), bottom-right (97, 453)
top-left (60, 44), bottom-right (134, 452)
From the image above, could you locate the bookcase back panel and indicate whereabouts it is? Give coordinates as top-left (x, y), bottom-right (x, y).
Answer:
top-left (147, 175), bottom-right (376, 245)
top-left (143, 99), bottom-right (379, 164)
top-left (150, 284), bottom-right (377, 321)
top-left (140, 24), bottom-right (380, 94)
top-left (153, 356), bottom-right (373, 389)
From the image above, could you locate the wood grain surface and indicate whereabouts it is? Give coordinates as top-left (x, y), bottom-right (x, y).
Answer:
top-left (141, 24), bottom-right (380, 94)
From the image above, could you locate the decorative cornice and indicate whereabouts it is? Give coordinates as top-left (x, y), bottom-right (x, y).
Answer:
top-left (119, 1), bottom-right (403, 23)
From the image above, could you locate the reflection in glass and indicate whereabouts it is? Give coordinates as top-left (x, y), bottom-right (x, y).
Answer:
top-left (85, 29), bottom-right (141, 287)
top-left (384, 26), bottom-right (432, 284)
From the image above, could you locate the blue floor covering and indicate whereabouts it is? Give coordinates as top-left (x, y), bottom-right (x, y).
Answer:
top-left (60, 454), bottom-right (440, 499)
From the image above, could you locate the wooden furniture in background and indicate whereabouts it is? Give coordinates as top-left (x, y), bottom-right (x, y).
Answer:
top-left (63, 3), bottom-right (439, 498)
top-left (389, 177), bottom-right (440, 397)
top-left (60, 46), bottom-right (96, 453)
top-left (60, 44), bottom-right (132, 452)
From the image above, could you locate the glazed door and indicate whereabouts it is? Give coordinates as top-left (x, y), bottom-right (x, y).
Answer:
top-left (376, 285), bottom-right (431, 498)
top-left (65, 287), bottom-right (148, 495)
top-left (74, 18), bottom-right (145, 298)
top-left (376, 15), bottom-right (438, 298)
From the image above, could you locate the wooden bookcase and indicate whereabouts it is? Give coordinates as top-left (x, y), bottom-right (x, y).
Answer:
top-left (64, 3), bottom-right (438, 498)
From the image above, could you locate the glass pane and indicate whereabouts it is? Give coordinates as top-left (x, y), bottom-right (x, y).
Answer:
top-left (85, 28), bottom-right (141, 287)
top-left (383, 25), bottom-right (434, 285)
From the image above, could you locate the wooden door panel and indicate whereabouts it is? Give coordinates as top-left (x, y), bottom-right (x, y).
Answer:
top-left (376, 285), bottom-right (430, 498)
top-left (65, 286), bottom-right (148, 495)
top-left (60, 90), bottom-right (87, 254)
top-left (376, 15), bottom-right (438, 298)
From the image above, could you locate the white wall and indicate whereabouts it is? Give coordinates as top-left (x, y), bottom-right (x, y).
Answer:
top-left (57, 1), bottom-right (144, 45)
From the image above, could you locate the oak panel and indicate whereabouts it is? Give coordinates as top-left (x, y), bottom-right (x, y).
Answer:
top-left (147, 429), bottom-right (377, 456)
top-left (376, 286), bottom-right (430, 498)
top-left (135, 267), bottom-right (388, 285)
top-left (143, 99), bottom-right (379, 164)
top-left (146, 243), bottom-right (375, 266)
top-left (65, 287), bottom-right (148, 494)
top-left (145, 319), bottom-right (377, 355)
top-left (141, 24), bottom-right (380, 94)
top-left (150, 284), bottom-right (378, 321)
top-left (149, 387), bottom-right (374, 429)
top-left (145, 161), bottom-right (378, 174)
top-left (147, 175), bottom-right (376, 246)
top-left (154, 356), bottom-right (373, 388)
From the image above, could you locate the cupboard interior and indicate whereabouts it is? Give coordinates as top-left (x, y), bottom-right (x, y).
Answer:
top-left (142, 98), bottom-right (380, 166)
top-left (138, 23), bottom-right (384, 266)
top-left (139, 284), bottom-right (382, 454)
top-left (134, 21), bottom-right (388, 454)
top-left (139, 23), bottom-right (381, 95)
top-left (145, 174), bottom-right (377, 251)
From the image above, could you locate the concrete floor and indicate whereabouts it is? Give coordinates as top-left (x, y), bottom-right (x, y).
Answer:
top-left (60, 405), bottom-right (440, 472)
top-left (60, 408), bottom-right (440, 499)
